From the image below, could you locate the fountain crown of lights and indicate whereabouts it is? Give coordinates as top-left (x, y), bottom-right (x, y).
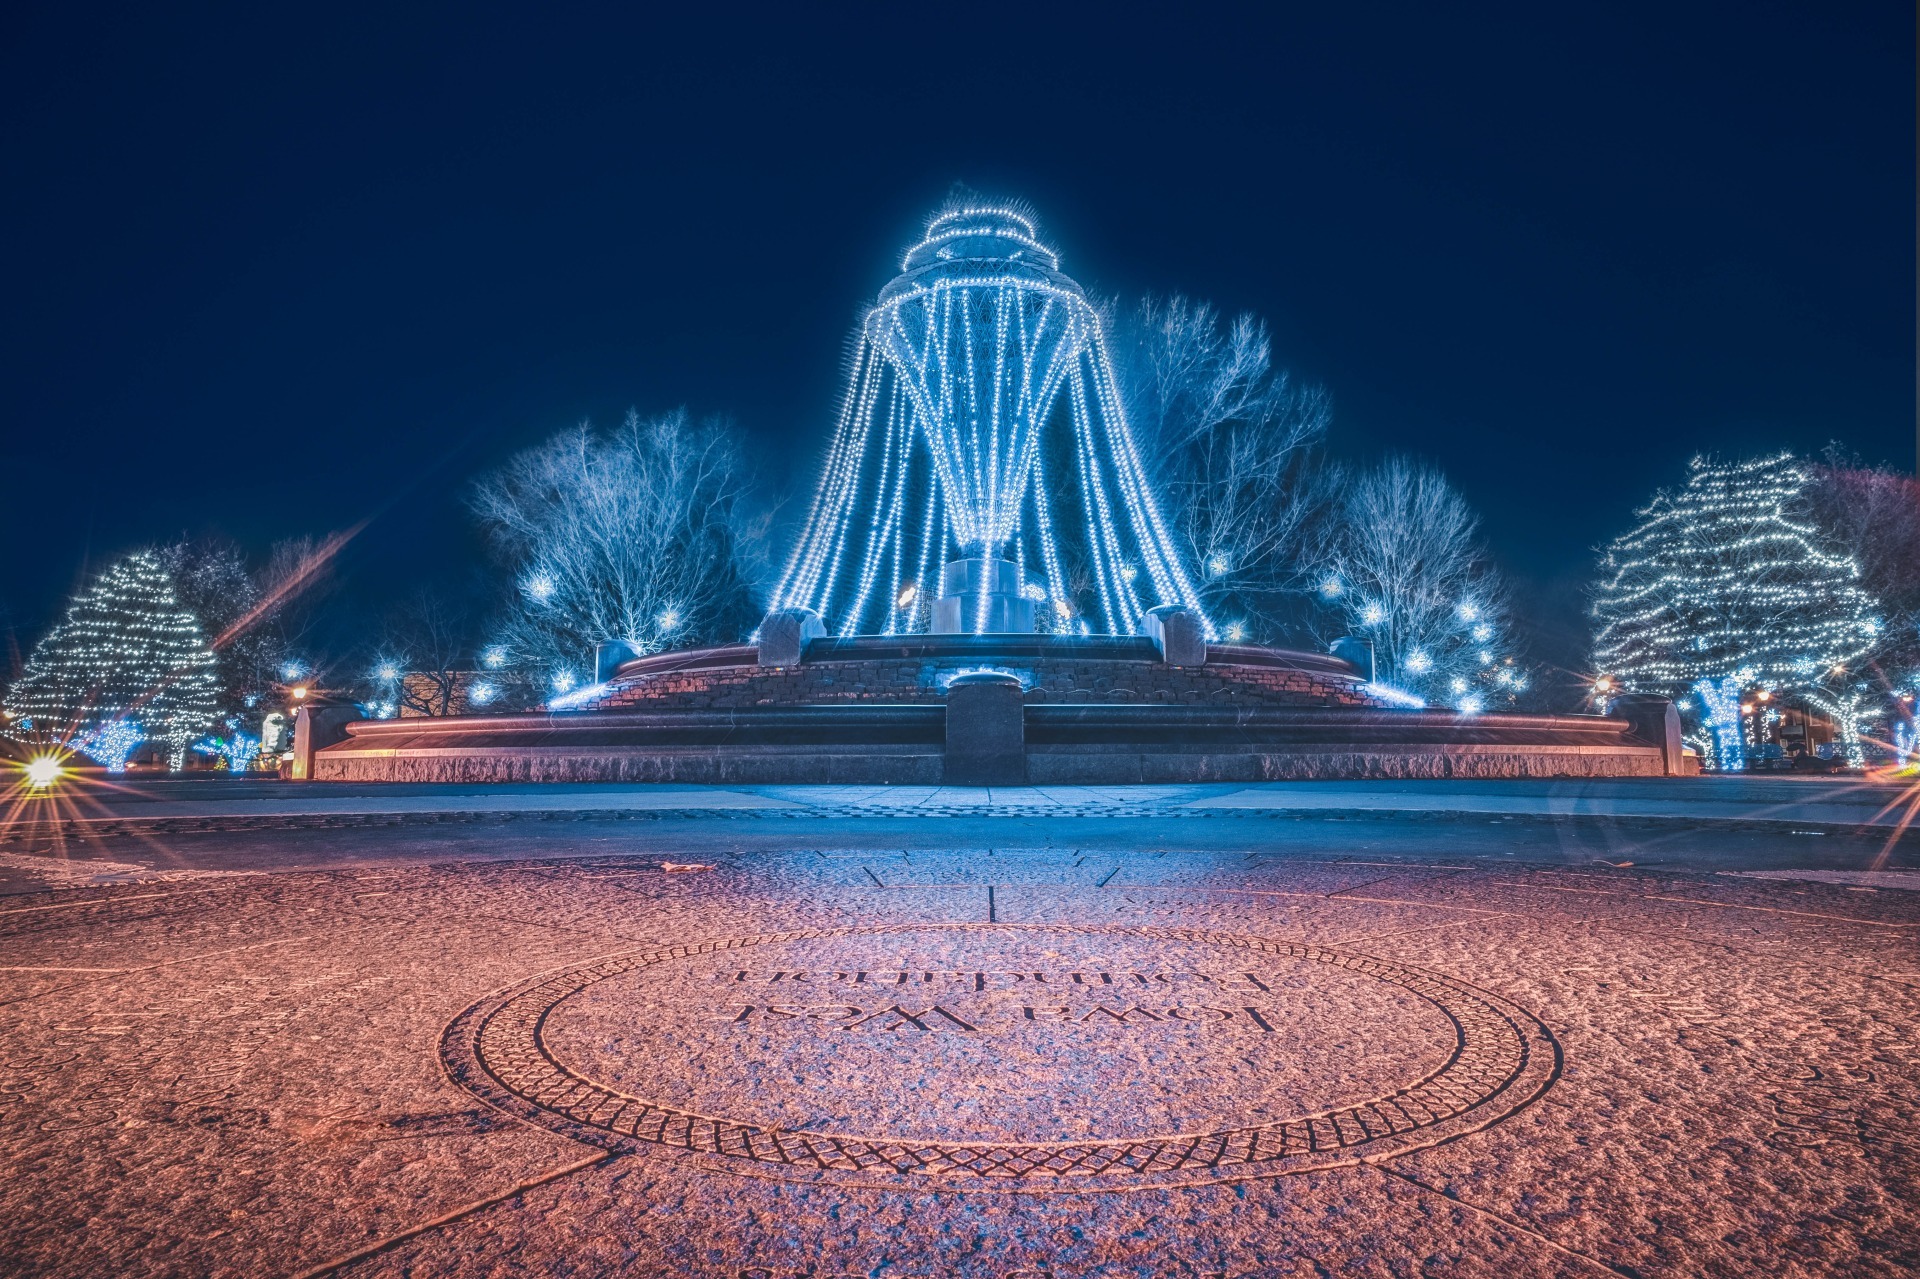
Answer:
top-left (866, 205), bottom-right (1096, 555)
top-left (891, 205), bottom-right (1064, 282)
top-left (774, 200), bottom-right (1210, 638)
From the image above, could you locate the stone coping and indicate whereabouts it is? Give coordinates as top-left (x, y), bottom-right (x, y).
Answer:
top-left (585, 638), bottom-right (1387, 716)
top-left (605, 635), bottom-right (1366, 681)
top-left (312, 702), bottom-right (1666, 784)
top-left (329, 703), bottom-right (1633, 752)
top-left (339, 705), bottom-right (946, 746)
top-left (1027, 704), bottom-right (1639, 746)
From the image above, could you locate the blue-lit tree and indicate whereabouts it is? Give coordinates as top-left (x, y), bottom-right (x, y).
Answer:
top-left (472, 408), bottom-right (762, 688)
top-left (1308, 457), bottom-right (1520, 711)
top-left (70, 719), bottom-right (144, 773)
top-left (1112, 296), bottom-right (1329, 644)
top-left (1592, 452), bottom-right (1881, 769)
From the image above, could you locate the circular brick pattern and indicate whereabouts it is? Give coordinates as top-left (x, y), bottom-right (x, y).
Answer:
top-left (442, 924), bottom-right (1559, 1189)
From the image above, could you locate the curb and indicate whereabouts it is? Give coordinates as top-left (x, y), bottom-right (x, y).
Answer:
top-left (0, 803), bottom-right (1909, 843)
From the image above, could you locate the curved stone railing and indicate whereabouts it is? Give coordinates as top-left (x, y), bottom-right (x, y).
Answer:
top-left (314, 697), bottom-right (1668, 785)
top-left (589, 635), bottom-right (1381, 714)
top-left (605, 634), bottom-right (1366, 679)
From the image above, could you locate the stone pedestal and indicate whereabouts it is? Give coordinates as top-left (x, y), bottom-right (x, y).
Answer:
top-left (931, 558), bottom-right (1034, 635)
top-left (1610, 693), bottom-right (1684, 776)
top-left (757, 608), bottom-right (825, 667)
top-left (944, 671), bottom-right (1025, 785)
top-left (595, 639), bottom-right (643, 684)
top-left (1142, 605), bottom-right (1207, 666)
top-left (291, 702), bottom-right (361, 781)
top-left (1330, 637), bottom-right (1375, 683)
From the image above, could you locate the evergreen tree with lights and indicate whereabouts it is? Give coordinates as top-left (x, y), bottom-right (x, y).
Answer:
top-left (4, 549), bottom-right (220, 771)
top-left (1591, 452), bottom-right (1881, 769)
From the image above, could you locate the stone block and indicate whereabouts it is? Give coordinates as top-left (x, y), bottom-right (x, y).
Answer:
top-left (595, 639), bottom-right (644, 683)
top-left (1142, 606), bottom-right (1207, 666)
top-left (932, 557), bottom-right (1035, 634)
top-left (757, 608), bottom-right (825, 667)
top-left (944, 672), bottom-right (1025, 785)
top-left (291, 703), bottom-right (361, 781)
top-left (1329, 637), bottom-right (1375, 682)
top-left (1610, 694), bottom-right (1684, 776)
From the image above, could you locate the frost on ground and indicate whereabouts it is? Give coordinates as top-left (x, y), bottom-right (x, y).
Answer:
top-left (1728, 868), bottom-right (1920, 892)
top-left (0, 850), bottom-right (251, 886)
top-left (0, 843), bottom-right (1913, 1278)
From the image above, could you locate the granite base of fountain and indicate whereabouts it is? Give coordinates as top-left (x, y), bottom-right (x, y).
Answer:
top-left (312, 624), bottom-right (1679, 785)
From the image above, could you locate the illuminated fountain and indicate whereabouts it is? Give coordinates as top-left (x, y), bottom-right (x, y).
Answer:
top-left (773, 205), bottom-right (1207, 639)
top-left (309, 202), bottom-right (1685, 785)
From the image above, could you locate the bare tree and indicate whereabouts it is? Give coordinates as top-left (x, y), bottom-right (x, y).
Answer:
top-left (1309, 457), bottom-right (1520, 708)
top-left (1809, 448), bottom-right (1920, 682)
top-left (160, 535), bottom-right (283, 720)
top-left (255, 534), bottom-right (344, 663)
top-left (1803, 449), bottom-right (1920, 768)
top-left (159, 532), bottom-right (343, 716)
top-left (381, 589), bottom-right (472, 717)
top-left (471, 409), bottom-right (765, 684)
top-left (1112, 297), bottom-right (1328, 641)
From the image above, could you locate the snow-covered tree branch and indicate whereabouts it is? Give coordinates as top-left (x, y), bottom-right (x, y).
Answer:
top-left (1112, 297), bottom-right (1328, 641)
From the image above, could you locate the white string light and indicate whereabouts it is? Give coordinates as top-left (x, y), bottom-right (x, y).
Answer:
top-left (1594, 453), bottom-right (1882, 768)
top-left (4, 549), bottom-right (220, 771)
top-left (777, 204), bottom-right (1216, 637)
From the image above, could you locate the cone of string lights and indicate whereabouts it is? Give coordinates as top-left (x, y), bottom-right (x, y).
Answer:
top-left (771, 201), bottom-right (1210, 640)
top-left (1590, 452), bottom-right (1881, 769)
top-left (4, 549), bottom-right (220, 772)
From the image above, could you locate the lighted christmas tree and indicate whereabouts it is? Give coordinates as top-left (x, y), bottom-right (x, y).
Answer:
top-left (1591, 452), bottom-right (1881, 769)
top-left (5, 549), bottom-right (221, 771)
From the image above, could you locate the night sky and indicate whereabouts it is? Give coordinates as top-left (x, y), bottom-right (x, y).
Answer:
top-left (2, 4), bottom-right (1911, 671)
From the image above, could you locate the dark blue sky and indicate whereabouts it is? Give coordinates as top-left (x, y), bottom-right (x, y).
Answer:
top-left (2, 3), bottom-right (1911, 663)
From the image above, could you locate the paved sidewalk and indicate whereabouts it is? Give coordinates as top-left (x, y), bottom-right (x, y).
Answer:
top-left (8, 774), bottom-right (1917, 833)
top-left (1182, 776), bottom-right (1920, 828)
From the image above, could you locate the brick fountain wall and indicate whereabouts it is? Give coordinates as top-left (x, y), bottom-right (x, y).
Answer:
top-left (588, 644), bottom-right (1398, 712)
top-left (311, 638), bottom-right (1670, 784)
